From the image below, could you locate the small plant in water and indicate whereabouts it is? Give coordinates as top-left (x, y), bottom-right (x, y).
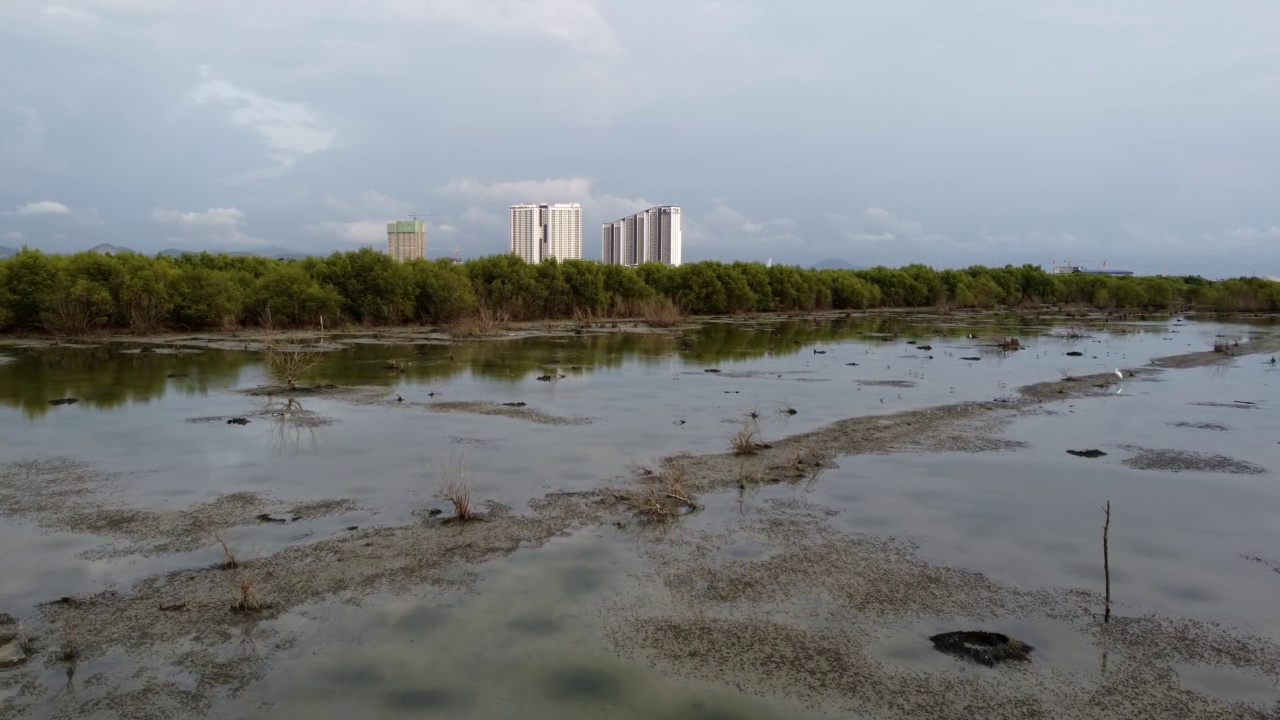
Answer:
top-left (229, 570), bottom-right (271, 613)
top-left (263, 343), bottom-right (321, 390)
top-left (211, 533), bottom-right (238, 570)
top-left (729, 419), bottom-right (767, 456)
top-left (437, 456), bottom-right (476, 521)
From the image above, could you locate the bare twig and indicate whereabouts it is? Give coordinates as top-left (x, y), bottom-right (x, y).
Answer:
top-left (1103, 501), bottom-right (1112, 624)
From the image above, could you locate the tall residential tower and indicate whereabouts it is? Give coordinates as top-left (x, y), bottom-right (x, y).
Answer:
top-left (601, 206), bottom-right (681, 267)
top-left (386, 219), bottom-right (425, 262)
top-left (510, 203), bottom-right (582, 264)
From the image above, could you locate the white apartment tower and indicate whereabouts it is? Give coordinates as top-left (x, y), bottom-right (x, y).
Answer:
top-left (510, 203), bottom-right (583, 264)
top-left (386, 219), bottom-right (425, 262)
top-left (601, 206), bottom-right (682, 267)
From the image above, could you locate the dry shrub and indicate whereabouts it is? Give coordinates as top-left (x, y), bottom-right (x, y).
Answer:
top-left (229, 571), bottom-right (269, 613)
top-left (43, 297), bottom-right (99, 336)
top-left (449, 303), bottom-right (509, 337)
top-left (996, 337), bottom-right (1021, 351)
top-left (124, 294), bottom-right (166, 335)
top-left (58, 613), bottom-right (79, 664)
top-left (609, 459), bottom-right (697, 522)
top-left (437, 456), bottom-right (476, 521)
top-left (637, 296), bottom-right (683, 327)
top-left (220, 315), bottom-right (242, 336)
top-left (263, 343), bottom-right (321, 390)
top-left (611, 296), bottom-right (684, 327)
top-left (729, 419), bottom-right (769, 456)
top-left (783, 444), bottom-right (829, 484)
top-left (211, 533), bottom-right (238, 570)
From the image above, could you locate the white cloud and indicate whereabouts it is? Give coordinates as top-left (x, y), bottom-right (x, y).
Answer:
top-left (436, 224), bottom-right (457, 234)
top-left (9, 200), bottom-right (72, 216)
top-left (189, 72), bottom-right (337, 168)
top-left (435, 176), bottom-right (650, 221)
top-left (150, 206), bottom-right (263, 245)
top-left (3, 230), bottom-right (24, 241)
top-left (683, 203), bottom-right (799, 257)
top-left (830, 207), bottom-right (947, 244)
top-left (1226, 225), bottom-right (1280, 241)
top-left (305, 220), bottom-right (385, 244)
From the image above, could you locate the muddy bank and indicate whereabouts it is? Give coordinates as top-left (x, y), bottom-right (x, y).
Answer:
top-left (5, 306), bottom-right (1259, 351)
top-left (0, 459), bottom-right (359, 561)
top-left (418, 400), bottom-right (594, 426)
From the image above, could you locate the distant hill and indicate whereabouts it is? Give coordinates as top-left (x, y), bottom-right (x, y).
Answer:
top-left (159, 246), bottom-right (316, 260)
top-left (813, 258), bottom-right (862, 270)
top-left (0, 246), bottom-right (14, 259)
top-left (90, 243), bottom-right (134, 255)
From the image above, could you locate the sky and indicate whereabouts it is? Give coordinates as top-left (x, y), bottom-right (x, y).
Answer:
top-left (1, 0), bottom-right (1278, 277)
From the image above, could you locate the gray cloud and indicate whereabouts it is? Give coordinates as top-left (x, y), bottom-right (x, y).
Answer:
top-left (0, 1), bottom-right (1277, 274)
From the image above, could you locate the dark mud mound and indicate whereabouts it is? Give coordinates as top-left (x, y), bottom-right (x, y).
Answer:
top-left (855, 380), bottom-right (917, 388)
top-left (1122, 448), bottom-right (1267, 475)
top-left (1168, 422), bottom-right (1229, 432)
top-left (929, 631), bottom-right (1033, 667)
top-left (1067, 449), bottom-right (1107, 459)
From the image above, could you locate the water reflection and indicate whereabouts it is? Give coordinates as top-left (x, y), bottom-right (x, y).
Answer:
top-left (0, 315), bottom-right (1073, 417)
top-left (0, 346), bottom-right (249, 417)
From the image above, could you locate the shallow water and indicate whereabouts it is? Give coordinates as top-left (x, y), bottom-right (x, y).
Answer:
top-left (2, 315), bottom-right (1278, 718)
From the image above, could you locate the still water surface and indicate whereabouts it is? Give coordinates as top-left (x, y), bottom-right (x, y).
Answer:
top-left (1, 315), bottom-right (1277, 718)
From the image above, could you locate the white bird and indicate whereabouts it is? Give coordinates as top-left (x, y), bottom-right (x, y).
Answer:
top-left (1114, 368), bottom-right (1123, 380)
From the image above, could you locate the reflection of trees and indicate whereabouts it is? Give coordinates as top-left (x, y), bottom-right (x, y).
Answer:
top-left (309, 333), bottom-right (681, 386)
top-left (0, 346), bottom-right (250, 417)
top-left (0, 315), bottom-right (1083, 417)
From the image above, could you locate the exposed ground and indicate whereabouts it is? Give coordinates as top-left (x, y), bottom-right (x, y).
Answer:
top-left (1, 333), bottom-right (1278, 719)
top-left (604, 496), bottom-right (1280, 719)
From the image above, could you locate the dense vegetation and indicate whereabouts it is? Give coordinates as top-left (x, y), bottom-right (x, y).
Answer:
top-left (0, 247), bottom-right (1276, 333)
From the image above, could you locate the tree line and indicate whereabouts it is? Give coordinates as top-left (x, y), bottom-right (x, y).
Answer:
top-left (0, 247), bottom-right (1276, 333)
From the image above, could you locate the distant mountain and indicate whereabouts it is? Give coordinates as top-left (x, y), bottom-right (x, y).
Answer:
top-left (813, 258), bottom-right (858, 270)
top-left (89, 243), bottom-right (134, 255)
top-left (158, 246), bottom-right (316, 260)
top-left (0, 246), bottom-right (14, 259)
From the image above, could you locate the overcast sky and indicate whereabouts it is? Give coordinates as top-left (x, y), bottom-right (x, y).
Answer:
top-left (1, 1), bottom-right (1278, 276)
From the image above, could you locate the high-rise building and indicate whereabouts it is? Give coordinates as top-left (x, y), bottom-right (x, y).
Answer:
top-left (386, 220), bottom-right (425, 262)
top-left (602, 220), bottom-right (623, 265)
top-left (510, 203), bottom-right (582, 264)
top-left (601, 206), bottom-right (681, 267)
